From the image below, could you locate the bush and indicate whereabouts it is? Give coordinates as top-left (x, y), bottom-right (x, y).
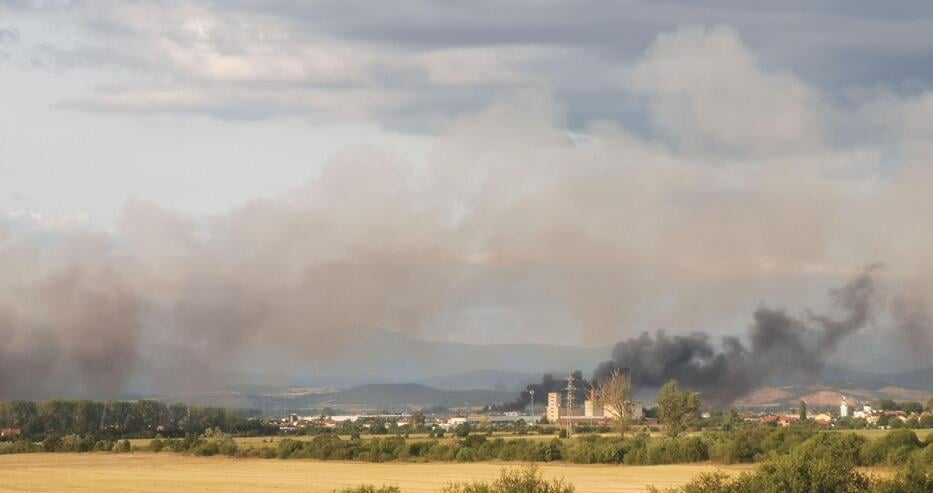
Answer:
top-left (644, 436), bottom-right (708, 464)
top-left (794, 432), bottom-right (865, 468)
top-left (42, 434), bottom-right (62, 452)
top-left (860, 429), bottom-right (922, 466)
top-left (707, 427), bottom-right (771, 464)
top-left (0, 441), bottom-right (40, 454)
top-left (563, 435), bottom-right (629, 464)
top-left (455, 424), bottom-right (472, 438)
top-left (443, 465), bottom-right (573, 493)
top-left (871, 459), bottom-right (933, 493)
top-left (337, 486), bottom-right (401, 493)
top-left (652, 447), bottom-right (873, 493)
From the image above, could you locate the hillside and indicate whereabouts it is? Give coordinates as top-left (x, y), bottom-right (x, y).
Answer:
top-left (734, 383), bottom-right (931, 410)
top-left (313, 384), bottom-right (516, 408)
top-left (414, 369), bottom-right (541, 391)
top-left (169, 382), bottom-right (518, 410)
top-left (291, 329), bottom-right (611, 385)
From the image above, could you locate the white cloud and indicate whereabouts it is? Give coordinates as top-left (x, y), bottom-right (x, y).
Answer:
top-left (418, 46), bottom-right (542, 85)
top-left (627, 25), bottom-right (824, 157)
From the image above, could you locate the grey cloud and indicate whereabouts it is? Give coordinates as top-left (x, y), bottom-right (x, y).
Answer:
top-left (224, 1), bottom-right (933, 87)
top-left (0, 26), bottom-right (17, 60)
top-left (7, 1), bottom-right (933, 124)
top-left (0, 28), bottom-right (17, 45)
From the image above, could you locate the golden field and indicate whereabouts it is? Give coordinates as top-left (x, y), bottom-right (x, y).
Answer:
top-left (0, 453), bottom-right (753, 493)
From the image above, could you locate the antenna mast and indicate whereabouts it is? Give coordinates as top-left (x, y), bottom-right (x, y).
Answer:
top-left (566, 370), bottom-right (575, 439)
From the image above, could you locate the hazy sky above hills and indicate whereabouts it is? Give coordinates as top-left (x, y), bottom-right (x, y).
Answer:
top-left (1, 1), bottom-right (933, 395)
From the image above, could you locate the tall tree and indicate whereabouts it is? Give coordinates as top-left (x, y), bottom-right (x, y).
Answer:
top-left (799, 400), bottom-right (808, 421)
top-left (168, 402), bottom-right (188, 430)
top-left (656, 380), bottom-right (701, 437)
top-left (411, 410), bottom-right (426, 431)
top-left (899, 401), bottom-right (923, 415)
top-left (595, 369), bottom-right (633, 436)
top-left (74, 401), bottom-right (103, 435)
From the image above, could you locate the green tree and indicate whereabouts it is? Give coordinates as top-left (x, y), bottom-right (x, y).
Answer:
top-left (455, 423), bottom-right (472, 438)
top-left (900, 401), bottom-right (923, 415)
top-left (169, 402), bottom-right (188, 431)
top-left (721, 409), bottom-right (739, 431)
top-left (411, 410), bottom-right (426, 431)
top-left (926, 396), bottom-right (933, 412)
top-left (799, 401), bottom-right (808, 421)
top-left (134, 400), bottom-right (168, 432)
top-left (106, 401), bottom-right (134, 432)
top-left (656, 380), bottom-right (701, 437)
top-left (875, 399), bottom-right (897, 411)
top-left (74, 400), bottom-right (103, 435)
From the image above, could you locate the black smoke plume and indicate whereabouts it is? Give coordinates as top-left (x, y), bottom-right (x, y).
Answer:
top-left (594, 266), bottom-right (880, 405)
top-left (492, 371), bottom-right (589, 413)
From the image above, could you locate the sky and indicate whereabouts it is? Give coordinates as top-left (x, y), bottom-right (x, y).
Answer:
top-left (2, 1), bottom-right (933, 395)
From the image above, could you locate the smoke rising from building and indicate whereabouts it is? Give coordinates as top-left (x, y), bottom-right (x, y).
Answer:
top-left (594, 267), bottom-right (882, 405)
top-left (494, 371), bottom-right (589, 413)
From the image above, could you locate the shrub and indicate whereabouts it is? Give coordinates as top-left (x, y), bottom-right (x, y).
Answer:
top-left (644, 436), bottom-right (709, 464)
top-left (708, 427), bottom-right (771, 464)
top-left (653, 448), bottom-right (873, 493)
top-left (0, 441), bottom-right (40, 454)
top-left (337, 486), bottom-right (401, 493)
top-left (860, 429), bottom-right (922, 466)
top-left (442, 465), bottom-right (574, 493)
top-left (871, 459), bottom-right (933, 493)
top-left (793, 432), bottom-right (865, 468)
top-left (563, 436), bottom-right (629, 464)
top-left (454, 424), bottom-right (472, 438)
top-left (42, 434), bottom-right (62, 452)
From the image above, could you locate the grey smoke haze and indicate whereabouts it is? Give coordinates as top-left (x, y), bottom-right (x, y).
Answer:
top-left (594, 267), bottom-right (881, 404)
top-left (3, 19), bottom-right (933, 399)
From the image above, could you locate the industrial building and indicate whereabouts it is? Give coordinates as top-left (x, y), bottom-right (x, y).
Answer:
top-left (546, 390), bottom-right (643, 423)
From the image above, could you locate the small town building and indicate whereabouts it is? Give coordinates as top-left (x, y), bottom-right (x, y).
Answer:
top-left (0, 427), bottom-right (22, 438)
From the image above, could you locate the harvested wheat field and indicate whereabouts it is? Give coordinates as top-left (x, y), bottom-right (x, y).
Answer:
top-left (0, 453), bottom-right (752, 493)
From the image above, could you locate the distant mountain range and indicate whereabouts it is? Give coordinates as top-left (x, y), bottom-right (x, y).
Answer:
top-left (165, 363), bottom-right (932, 411)
top-left (817, 365), bottom-right (933, 391)
top-left (150, 330), bottom-right (931, 411)
top-left (288, 329), bottom-right (611, 387)
top-left (415, 369), bottom-right (543, 391)
top-left (169, 382), bottom-right (517, 411)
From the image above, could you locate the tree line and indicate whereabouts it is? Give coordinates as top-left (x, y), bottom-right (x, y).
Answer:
top-left (0, 400), bottom-right (275, 439)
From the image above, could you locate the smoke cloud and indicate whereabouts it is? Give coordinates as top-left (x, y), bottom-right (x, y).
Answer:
top-left (3, 26), bottom-right (933, 399)
top-left (594, 267), bottom-right (881, 405)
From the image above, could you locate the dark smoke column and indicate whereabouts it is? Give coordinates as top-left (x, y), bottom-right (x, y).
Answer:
top-left (594, 266), bottom-right (879, 406)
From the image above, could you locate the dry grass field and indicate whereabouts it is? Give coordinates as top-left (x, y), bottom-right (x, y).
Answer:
top-left (0, 453), bottom-right (753, 493)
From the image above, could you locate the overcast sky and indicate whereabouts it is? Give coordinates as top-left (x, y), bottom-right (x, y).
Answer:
top-left (3, 1), bottom-right (933, 225)
top-left (2, 1), bottom-right (933, 394)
